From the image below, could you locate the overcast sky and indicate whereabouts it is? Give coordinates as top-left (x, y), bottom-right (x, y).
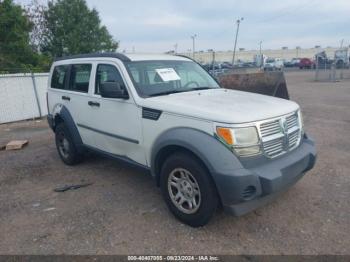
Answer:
top-left (17, 0), bottom-right (350, 53)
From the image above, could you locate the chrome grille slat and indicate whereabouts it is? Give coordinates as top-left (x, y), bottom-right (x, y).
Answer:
top-left (267, 148), bottom-right (283, 156)
top-left (264, 139), bottom-right (283, 147)
top-left (261, 128), bottom-right (281, 136)
top-left (262, 133), bottom-right (285, 143)
top-left (289, 136), bottom-right (298, 143)
top-left (260, 120), bottom-right (282, 138)
top-left (259, 112), bottom-right (301, 158)
top-left (261, 125), bottom-right (281, 131)
top-left (286, 115), bottom-right (298, 130)
top-left (261, 123), bottom-right (279, 129)
top-left (288, 131), bottom-right (300, 149)
top-left (261, 121), bottom-right (279, 128)
top-left (266, 147), bottom-right (284, 156)
top-left (264, 138), bottom-right (284, 157)
top-left (265, 143), bottom-right (283, 151)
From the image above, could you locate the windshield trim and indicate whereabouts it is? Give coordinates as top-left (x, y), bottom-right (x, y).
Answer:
top-left (124, 60), bottom-right (221, 98)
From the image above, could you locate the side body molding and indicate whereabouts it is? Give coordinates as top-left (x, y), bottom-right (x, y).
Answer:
top-left (151, 127), bottom-right (244, 180)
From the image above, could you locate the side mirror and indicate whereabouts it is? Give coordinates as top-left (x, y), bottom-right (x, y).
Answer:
top-left (99, 82), bottom-right (129, 99)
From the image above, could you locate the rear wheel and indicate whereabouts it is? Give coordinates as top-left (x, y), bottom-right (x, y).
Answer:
top-left (160, 152), bottom-right (218, 227)
top-left (55, 123), bottom-right (82, 165)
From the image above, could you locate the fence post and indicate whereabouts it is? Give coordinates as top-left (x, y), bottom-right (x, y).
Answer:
top-left (31, 71), bottom-right (42, 118)
top-left (315, 56), bottom-right (319, 81)
top-left (340, 63), bottom-right (344, 80)
top-left (331, 63), bottom-right (336, 82)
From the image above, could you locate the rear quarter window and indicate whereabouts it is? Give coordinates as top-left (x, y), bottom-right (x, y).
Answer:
top-left (51, 65), bottom-right (69, 90)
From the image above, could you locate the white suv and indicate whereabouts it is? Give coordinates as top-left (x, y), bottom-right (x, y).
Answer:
top-left (47, 53), bottom-right (317, 227)
top-left (264, 58), bottom-right (284, 71)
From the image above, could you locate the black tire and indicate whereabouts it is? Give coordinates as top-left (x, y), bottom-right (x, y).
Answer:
top-left (160, 152), bottom-right (219, 227)
top-left (55, 122), bottom-right (82, 165)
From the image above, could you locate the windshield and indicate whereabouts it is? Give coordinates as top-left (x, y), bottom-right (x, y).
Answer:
top-left (125, 60), bottom-right (220, 97)
top-left (266, 59), bottom-right (275, 63)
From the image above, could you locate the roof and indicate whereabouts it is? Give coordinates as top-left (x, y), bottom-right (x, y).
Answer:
top-left (54, 53), bottom-right (131, 62)
top-left (54, 52), bottom-right (191, 62)
top-left (125, 53), bottom-right (191, 61)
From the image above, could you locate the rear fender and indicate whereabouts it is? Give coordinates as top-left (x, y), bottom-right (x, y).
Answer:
top-left (52, 105), bottom-right (84, 153)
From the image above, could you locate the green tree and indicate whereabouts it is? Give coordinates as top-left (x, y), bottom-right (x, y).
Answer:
top-left (42, 0), bottom-right (118, 57)
top-left (0, 0), bottom-right (37, 71)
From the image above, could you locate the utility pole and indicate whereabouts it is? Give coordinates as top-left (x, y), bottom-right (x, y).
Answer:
top-left (174, 43), bottom-right (178, 54)
top-left (211, 50), bottom-right (216, 71)
top-left (259, 41), bottom-right (262, 56)
top-left (232, 17), bottom-right (244, 66)
top-left (259, 41), bottom-right (263, 68)
top-left (340, 39), bottom-right (344, 48)
top-left (191, 34), bottom-right (197, 60)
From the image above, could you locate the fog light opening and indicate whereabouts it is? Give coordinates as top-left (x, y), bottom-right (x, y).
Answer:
top-left (242, 186), bottom-right (257, 200)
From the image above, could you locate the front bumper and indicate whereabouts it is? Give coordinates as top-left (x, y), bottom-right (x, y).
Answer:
top-left (214, 136), bottom-right (317, 216)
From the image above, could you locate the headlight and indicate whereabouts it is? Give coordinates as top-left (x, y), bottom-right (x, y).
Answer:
top-left (298, 110), bottom-right (304, 134)
top-left (216, 126), bottom-right (261, 157)
top-left (232, 127), bottom-right (259, 145)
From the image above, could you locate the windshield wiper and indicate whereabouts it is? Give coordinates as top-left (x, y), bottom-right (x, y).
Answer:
top-left (148, 90), bottom-right (185, 97)
top-left (188, 87), bottom-right (215, 91)
top-left (148, 87), bottom-right (217, 97)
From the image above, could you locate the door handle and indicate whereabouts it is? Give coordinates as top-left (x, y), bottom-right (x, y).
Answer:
top-left (88, 101), bottom-right (100, 107)
top-left (62, 96), bottom-right (70, 101)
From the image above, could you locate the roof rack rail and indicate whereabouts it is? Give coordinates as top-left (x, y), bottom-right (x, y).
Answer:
top-left (54, 52), bottom-right (131, 62)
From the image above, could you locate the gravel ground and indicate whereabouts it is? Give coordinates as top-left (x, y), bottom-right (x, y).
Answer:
top-left (0, 71), bottom-right (349, 255)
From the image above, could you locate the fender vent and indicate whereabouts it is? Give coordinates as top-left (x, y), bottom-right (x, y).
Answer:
top-left (142, 108), bottom-right (162, 121)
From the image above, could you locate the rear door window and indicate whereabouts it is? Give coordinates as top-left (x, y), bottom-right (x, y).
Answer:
top-left (51, 65), bottom-right (69, 90)
top-left (69, 64), bottom-right (92, 93)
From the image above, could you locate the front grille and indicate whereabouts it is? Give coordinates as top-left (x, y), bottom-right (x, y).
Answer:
top-left (259, 112), bottom-right (301, 158)
top-left (260, 120), bottom-right (281, 137)
top-left (288, 131), bottom-right (300, 149)
top-left (263, 137), bottom-right (284, 157)
top-left (286, 114), bottom-right (298, 130)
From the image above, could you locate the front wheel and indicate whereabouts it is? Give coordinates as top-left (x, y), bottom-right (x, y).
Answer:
top-left (160, 152), bottom-right (219, 227)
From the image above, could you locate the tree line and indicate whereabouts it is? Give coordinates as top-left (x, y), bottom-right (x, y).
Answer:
top-left (0, 0), bottom-right (118, 73)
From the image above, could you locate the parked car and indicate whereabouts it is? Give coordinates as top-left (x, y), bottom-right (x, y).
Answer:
top-left (264, 58), bottom-right (284, 71)
top-left (334, 48), bottom-right (350, 69)
top-left (254, 54), bottom-right (267, 68)
top-left (220, 62), bottom-right (233, 69)
top-left (47, 53), bottom-right (317, 227)
top-left (299, 58), bottom-right (314, 69)
top-left (291, 58), bottom-right (301, 67)
top-left (283, 60), bottom-right (293, 68)
top-left (285, 58), bottom-right (300, 67)
top-left (314, 51), bottom-right (333, 69)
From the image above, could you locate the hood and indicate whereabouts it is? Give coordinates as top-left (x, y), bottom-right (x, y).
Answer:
top-left (140, 89), bottom-right (299, 124)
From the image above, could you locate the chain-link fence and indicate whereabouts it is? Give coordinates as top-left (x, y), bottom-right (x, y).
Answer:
top-left (0, 71), bottom-right (49, 124)
top-left (315, 57), bottom-right (350, 82)
top-left (315, 65), bottom-right (350, 82)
